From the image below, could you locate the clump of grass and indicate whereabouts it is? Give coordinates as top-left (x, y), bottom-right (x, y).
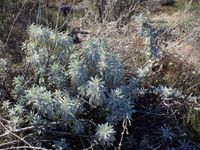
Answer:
top-left (183, 106), bottom-right (200, 143)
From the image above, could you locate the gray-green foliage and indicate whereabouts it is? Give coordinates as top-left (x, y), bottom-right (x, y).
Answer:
top-left (106, 88), bottom-right (134, 123)
top-left (135, 14), bottom-right (158, 59)
top-left (85, 76), bottom-right (106, 106)
top-left (0, 58), bottom-right (9, 74)
top-left (47, 62), bottom-right (67, 88)
top-left (0, 41), bottom-right (8, 74)
top-left (68, 38), bottom-right (124, 91)
top-left (0, 24), bottom-right (135, 149)
top-left (95, 122), bottom-right (116, 146)
top-left (2, 21), bottom-right (200, 150)
top-left (22, 24), bottom-right (73, 74)
top-left (52, 138), bottom-right (69, 150)
top-left (1, 23), bottom-right (196, 149)
top-left (68, 59), bottom-right (88, 89)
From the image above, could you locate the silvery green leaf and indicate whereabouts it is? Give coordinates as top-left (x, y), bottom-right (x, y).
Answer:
top-left (52, 138), bottom-right (69, 150)
top-left (106, 88), bottom-right (134, 122)
top-left (85, 76), bottom-right (106, 106)
top-left (95, 122), bottom-right (116, 146)
top-left (68, 59), bottom-right (88, 88)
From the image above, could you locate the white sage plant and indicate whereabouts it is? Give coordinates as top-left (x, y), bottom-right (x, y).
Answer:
top-left (0, 24), bottom-right (137, 149)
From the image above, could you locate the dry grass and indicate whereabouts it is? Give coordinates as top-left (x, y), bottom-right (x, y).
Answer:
top-left (149, 1), bottom-right (200, 70)
top-left (146, 52), bottom-right (200, 94)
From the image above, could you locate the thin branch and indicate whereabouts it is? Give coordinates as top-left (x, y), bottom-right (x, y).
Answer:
top-left (0, 146), bottom-right (47, 150)
top-left (5, 0), bottom-right (26, 47)
top-left (118, 119), bottom-right (130, 150)
top-left (0, 140), bottom-right (18, 148)
top-left (0, 122), bottom-right (35, 150)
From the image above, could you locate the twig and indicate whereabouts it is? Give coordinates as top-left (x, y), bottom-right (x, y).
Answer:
top-left (0, 122), bottom-right (35, 150)
top-left (5, 0), bottom-right (26, 48)
top-left (0, 122), bottom-right (36, 138)
top-left (83, 144), bottom-right (95, 150)
top-left (0, 146), bottom-right (47, 150)
top-left (0, 140), bottom-right (18, 148)
top-left (118, 119), bottom-right (130, 150)
top-left (116, 1), bottom-right (140, 27)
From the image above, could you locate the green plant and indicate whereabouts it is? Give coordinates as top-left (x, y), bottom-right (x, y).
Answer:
top-left (0, 24), bottom-right (135, 149)
top-left (183, 106), bottom-right (200, 142)
top-left (0, 9), bottom-right (200, 149)
top-left (95, 122), bottom-right (116, 146)
top-left (135, 14), bottom-right (158, 59)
